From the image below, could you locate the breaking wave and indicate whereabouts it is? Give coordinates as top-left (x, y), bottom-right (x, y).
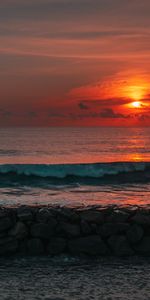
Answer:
top-left (0, 162), bottom-right (150, 184)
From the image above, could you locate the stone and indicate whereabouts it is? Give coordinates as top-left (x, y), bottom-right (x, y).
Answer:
top-left (106, 210), bottom-right (129, 223)
top-left (68, 235), bottom-right (109, 256)
top-left (126, 224), bottom-right (144, 244)
top-left (0, 209), bottom-right (9, 218)
top-left (135, 237), bottom-right (150, 255)
top-left (108, 235), bottom-right (134, 256)
top-left (18, 239), bottom-right (28, 254)
top-left (99, 222), bottom-right (130, 237)
top-left (30, 223), bottom-right (55, 239)
top-left (9, 221), bottom-right (28, 240)
top-left (131, 212), bottom-right (150, 226)
top-left (80, 220), bottom-right (92, 235)
top-left (36, 208), bottom-right (53, 223)
top-left (47, 217), bottom-right (57, 229)
top-left (17, 206), bottom-right (33, 221)
top-left (0, 238), bottom-right (18, 255)
top-left (27, 238), bottom-right (44, 255)
top-left (0, 236), bottom-right (15, 246)
top-left (47, 237), bottom-right (66, 255)
top-left (0, 217), bottom-right (12, 232)
top-left (80, 210), bottom-right (104, 224)
top-left (58, 207), bottom-right (79, 222)
top-left (57, 222), bottom-right (80, 237)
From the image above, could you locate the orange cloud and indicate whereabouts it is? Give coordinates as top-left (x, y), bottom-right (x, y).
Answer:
top-left (70, 70), bottom-right (150, 102)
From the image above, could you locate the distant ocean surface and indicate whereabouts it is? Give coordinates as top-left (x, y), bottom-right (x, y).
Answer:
top-left (0, 127), bottom-right (150, 207)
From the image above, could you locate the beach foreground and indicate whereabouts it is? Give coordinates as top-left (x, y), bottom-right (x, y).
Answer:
top-left (0, 255), bottom-right (150, 300)
top-left (1, 205), bottom-right (150, 257)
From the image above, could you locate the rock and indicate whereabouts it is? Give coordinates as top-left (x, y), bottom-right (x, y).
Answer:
top-left (30, 223), bottom-right (55, 239)
top-left (9, 221), bottom-right (28, 240)
top-left (0, 217), bottom-right (12, 232)
top-left (57, 208), bottom-right (79, 223)
top-left (57, 222), bottom-right (80, 237)
top-left (108, 235), bottom-right (134, 256)
top-left (131, 212), bottom-right (150, 226)
top-left (27, 238), bottom-right (44, 255)
top-left (47, 237), bottom-right (66, 255)
top-left (36, 208), bottom-right (53, 223)
top-left (80, 210), bottom-right (104, 224)
top-left (17, 206), bottom-right (33, 221)
top-left (135, 237), bottom-right (150, 255)
top-left (0, 238), bottom-right (18, 255)
top-left (107, 210), bottom-right (129, 223)
top-left (91, 223), bottom-right (98, 233)
top-left (18, 239), bottom-right (28, 254)
top-left (68, 235), bottom-right (109, 256)
top-left (99, 222), bottom-right (130, 237)
top-left (47, 217), bottom-right (57, 229)
top-left (0, 232), bottom-right (7, 239)
top-left (0, 236), bottom-right (15, 246)
top-left (126, 224), bottom-right (144, 244)
top-left (0, 209), bottom-right (9, 218)
top-left (80, 220), bottom-right (92, 235)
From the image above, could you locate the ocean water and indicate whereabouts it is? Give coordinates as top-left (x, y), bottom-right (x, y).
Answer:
top-left (0, 127), bottom-right (150, 206)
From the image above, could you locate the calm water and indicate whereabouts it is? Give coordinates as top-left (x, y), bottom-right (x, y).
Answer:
top-left (0, 127), bottom-right (150, 206)
top-left (0, 127), bottom-right (150, 164)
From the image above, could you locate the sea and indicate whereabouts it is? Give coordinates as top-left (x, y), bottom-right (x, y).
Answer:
top-left (0, 126), bottom-right (150, 207)
top-left (1, 126), bottom-right (150, 300)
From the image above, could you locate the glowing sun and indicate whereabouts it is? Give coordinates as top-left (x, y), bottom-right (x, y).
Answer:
top-left (131, 101), bottom-right (142, 108)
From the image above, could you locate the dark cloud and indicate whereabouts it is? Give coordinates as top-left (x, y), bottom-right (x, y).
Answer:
top-left (99, 108), bottom-right (128, 119)
top-left (78, 102), bottom-right (89, 110)
top-left (69, 108), bottom-right (130, 120)
top-left (77, 98), bottom-right (130, 107)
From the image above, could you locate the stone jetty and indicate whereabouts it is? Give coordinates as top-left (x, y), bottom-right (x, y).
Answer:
top-left (0, 204), bottom-right (150, 257)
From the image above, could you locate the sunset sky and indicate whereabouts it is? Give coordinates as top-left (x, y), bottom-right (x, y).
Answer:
top-left (0, 0), bottom-right (150, 126)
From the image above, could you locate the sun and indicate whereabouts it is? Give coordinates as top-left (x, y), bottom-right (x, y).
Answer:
top-left (131, 101), bottom-right (142, 108)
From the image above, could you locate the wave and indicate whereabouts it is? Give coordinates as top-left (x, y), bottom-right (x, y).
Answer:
top-left (0, 162), bottom-right (150, 183)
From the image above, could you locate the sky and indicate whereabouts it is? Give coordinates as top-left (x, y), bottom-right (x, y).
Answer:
top-left (0, 0), bottom-right (150, 126)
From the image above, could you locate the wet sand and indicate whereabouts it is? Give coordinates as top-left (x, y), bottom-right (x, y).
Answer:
top-left (0, 256), bottom-right (150, 300)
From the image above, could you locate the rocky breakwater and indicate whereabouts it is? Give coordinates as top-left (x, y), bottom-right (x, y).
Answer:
top-left (0, 205), bottom-right (150, 257)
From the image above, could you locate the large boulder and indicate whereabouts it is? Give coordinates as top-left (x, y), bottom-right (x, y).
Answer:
top-left (17, 206), bottom-right (33, 222)
top-left (134, 237), bottom-right (150, 255)
top-left (0, 209), bottom-right (10, 218)
top-left (108, 235), bottom-right (134, 256)
top-left (80, 210), bottom-right (104, 224)
top-left (9, 221), bottom-right (28, 240)
top-left (36, 208), bottom-right (56, 223)
top-left (57, 222), bottom-right (80, 237)
top-left (68, 235), bottom-right (109, 256)
top-left (126, 224), bottom-right (144, 244)
top-left (47, 237), bottom-right (66, 255)
top-left (0, 237), bottom-right (18, 255)
top-left (30, 223), bottom-right (55, 239)
top-left (0, 217), bottom-right (12, 232)
top-left (99, 222), bottom-right (130, 238)
top-left (106, 210), bottom-right (129, 223)
top-left (80, 220), bottom-right (92, 235)
top-left (131, 212), bottom-right (150, 226)
top-left (27, 238), bottom-right (44, 255)
top-left (57, 207), bottom-right (79, 223)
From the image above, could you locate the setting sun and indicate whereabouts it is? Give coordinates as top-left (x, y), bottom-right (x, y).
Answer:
top-left (131, 101), bottom-right (142, 108)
